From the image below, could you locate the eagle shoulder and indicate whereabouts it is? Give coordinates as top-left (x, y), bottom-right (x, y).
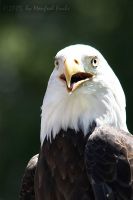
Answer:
top-left (85, 126), bottom-right (133, 200)
top-left (19, 154), bottom-right (38, 200)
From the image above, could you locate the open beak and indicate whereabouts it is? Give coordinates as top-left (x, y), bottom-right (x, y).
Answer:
top-left (60, 59), bottom-right (94, 92)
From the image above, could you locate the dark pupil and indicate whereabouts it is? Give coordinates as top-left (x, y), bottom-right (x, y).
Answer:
top-left (93, 59), bottom-right (97, 64)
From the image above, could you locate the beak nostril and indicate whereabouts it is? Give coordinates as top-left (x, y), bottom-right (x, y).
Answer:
top-left (74, 59), bottom-right (79, 64)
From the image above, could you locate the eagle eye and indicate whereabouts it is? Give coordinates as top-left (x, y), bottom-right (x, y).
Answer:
top-left (91, 57), bottom-right (98, 68)
top-left (54, 59), bottom-right (59, 69)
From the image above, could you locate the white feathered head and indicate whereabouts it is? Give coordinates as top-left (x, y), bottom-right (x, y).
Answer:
top-left (40, 44), bottom-right (128, 144)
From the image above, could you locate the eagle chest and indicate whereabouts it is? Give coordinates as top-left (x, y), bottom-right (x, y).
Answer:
top-left (35, 130), bottom-right (94, 200)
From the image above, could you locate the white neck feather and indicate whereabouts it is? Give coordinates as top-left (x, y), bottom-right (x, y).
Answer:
top-left (40, 78), bottom-right (128, 145)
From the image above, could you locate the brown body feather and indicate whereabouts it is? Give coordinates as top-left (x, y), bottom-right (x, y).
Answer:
top-left (35, 128), bottom-right (95, 200)
top-left (20, 126), bottom-right (133, 200)
top-left (19, 154), bottom-right (38, 200)
top-left (85, 126), bottom-right (133, 200)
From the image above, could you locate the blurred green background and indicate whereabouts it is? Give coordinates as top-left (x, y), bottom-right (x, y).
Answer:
top-left (0, 0), bottom-right (133, 199)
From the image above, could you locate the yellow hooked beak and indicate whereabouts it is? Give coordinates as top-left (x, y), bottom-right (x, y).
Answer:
top-left (62, 58), bottom-right (94, 92)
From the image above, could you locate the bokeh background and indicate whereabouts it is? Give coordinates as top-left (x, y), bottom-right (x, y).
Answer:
top-left (0, 0), bottom-right (133, 199)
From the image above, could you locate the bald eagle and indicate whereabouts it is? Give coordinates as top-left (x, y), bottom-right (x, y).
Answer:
top-left (19, 44), bottom-right (133, 200)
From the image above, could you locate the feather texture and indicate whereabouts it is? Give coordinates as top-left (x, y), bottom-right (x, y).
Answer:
top-left (85, 126), bottom-right (133, 200)
top-left (19, 154), bottom-right (38, 200)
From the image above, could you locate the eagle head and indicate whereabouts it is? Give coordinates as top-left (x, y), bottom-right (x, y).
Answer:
top-left (40, 44), bottom-right (128, 144)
